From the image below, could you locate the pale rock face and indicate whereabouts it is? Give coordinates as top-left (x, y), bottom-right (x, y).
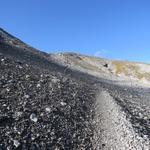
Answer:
top-left (138, 64), bottom-right (150, 72)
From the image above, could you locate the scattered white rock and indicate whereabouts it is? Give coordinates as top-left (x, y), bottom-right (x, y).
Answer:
top-left (60, 101), bottom-right (67, 106)
top-left (13, 140), bottom-right (20, 148)
top-left (51, 78), bottom-right (60, 83)
top-left (18, 65), bottom-right (23, 69)
top-left (7, 106), bottom-right (10, 110)
top-left (45, 107), bottom-right (51, 112)
top-left (31, 136), bottom-right (35, 141)
top-left (15, 111), bottom-right (22, 117)
top-left (55, 146), bottom-right (60, 150)
top-left (6, 88), bottom-right (10, 92)
top-left (138, 113), bottom-right (143, 118)
top-left (25, 75), bottom-right (30, 78)
top-left (40, 113), bottom-right (44, 116)
top-left (30, 113), bottom-right (38, 122)
top-left (36, 83), bottom-right (41, 88)
top-left (24, 94), bottom-right (30, 99)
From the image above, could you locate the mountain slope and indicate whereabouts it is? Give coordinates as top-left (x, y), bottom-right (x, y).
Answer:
top-left (51, 52), bottom-right (150, 86)
top-left (0, 28), bottom-right (149, 149)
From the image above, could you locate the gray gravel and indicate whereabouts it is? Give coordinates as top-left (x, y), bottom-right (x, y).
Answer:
top-left (0, 28), bottom-right (150, 149)
top-left (0, 55), bottom-right (95, 149)
top-left (92, 89), bottom-right (149, 149)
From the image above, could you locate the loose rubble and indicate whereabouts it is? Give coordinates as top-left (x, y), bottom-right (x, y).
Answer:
top-left (0, 28), bottom-right (150, 149)
top-left (0, 55), bottom-right (95, 149)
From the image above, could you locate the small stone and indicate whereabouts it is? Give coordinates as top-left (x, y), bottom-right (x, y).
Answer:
top-left (138, 113), bottom-right (143, 118)
top-left (30, 113), bottom-right (38, 122)
top-left (60, 102), bottom-right (67, 106)
top-left (13, 140), bottom-right (20, 148)
top-left (18, 65), bottom-right (23, 69)
top-left (40, 113), bottom-right (44, 116)
top-left (6, 88), bottom-right (10, 92)
top-left (3, 104), bottom-right (7, 107)
top-left (15, 111), bottom-right (22, 117)
top-left (45, 107), bottom-right (51, 112)
top-left (36, 83), bottom-right (41, 88)
top-left (24, 94), bottom-right (30, 99)
top-left (25, 75), bottom-right (30, 78)
top-left (51, 78), bottom-right (60, 83)
top-left (31, 136), bottom-right (35, 141)
top-left (55, 146), bottom-right (60, 150)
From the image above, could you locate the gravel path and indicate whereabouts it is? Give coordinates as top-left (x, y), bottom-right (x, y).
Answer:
top-left (93, 90), bottom-right (149, 150)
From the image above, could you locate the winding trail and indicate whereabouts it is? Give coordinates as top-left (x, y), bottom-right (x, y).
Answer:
top-left (92, 89), bottom-right (150, 150)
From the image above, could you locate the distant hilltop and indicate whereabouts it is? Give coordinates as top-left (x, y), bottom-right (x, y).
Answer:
top-left (51, 52), bottom-right (150, 86)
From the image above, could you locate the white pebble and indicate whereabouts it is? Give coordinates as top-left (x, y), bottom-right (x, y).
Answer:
top-left (60, 102), bottom-right (67, 106)
top-left (13, 140), bottom-right (20, 148)
top-left (6, 88), bottom-right (10, 92)
top-left (25, 75), bottom-right (30, 78)
top-left (24, 94), bottom-right (30, 99)
top-left (36, 83), bottom-right (41, 88)
top-left (18, 65), bottom-right (23, 69)
top-left (45, 107), bottom-right (51, 112)
top-left (30, 113), bottom-right (38, 122)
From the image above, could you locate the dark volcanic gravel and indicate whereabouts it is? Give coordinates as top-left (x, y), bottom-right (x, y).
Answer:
top-left (0, 28), bottom-right (149, 149)
top-left (0, 55), bottom-right (96, 150)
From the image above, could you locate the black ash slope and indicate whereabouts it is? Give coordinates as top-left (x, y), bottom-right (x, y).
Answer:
top-left (0, 29), bottom-right (96, 149)
top-left (0, 28), bottom-right (149, 149)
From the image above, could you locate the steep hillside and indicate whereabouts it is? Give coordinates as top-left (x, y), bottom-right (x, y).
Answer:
top-left (51, 53), bottom-right (150, 86)
top-left (0, 28), bottom-right (149, 149)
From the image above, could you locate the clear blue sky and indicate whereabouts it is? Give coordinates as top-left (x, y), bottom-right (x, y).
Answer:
top-left (0, 0), bottom-right (150, 63)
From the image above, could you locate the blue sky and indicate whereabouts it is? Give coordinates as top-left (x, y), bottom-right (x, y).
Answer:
top-left (0, 0), bottom-right (150, 63)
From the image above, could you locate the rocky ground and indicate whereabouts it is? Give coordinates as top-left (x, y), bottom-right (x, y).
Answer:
top-left (0, 28), bottom-right (150, 149)
top-left (93, 89), bottom-right (149, 149)
top-left (0, 54), bottom-right (96, 149)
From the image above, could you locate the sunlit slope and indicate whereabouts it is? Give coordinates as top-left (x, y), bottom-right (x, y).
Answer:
top-left (112, 61), bottom-right (150, 81)
top-left (51, 53), bottom-right (150, 85)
